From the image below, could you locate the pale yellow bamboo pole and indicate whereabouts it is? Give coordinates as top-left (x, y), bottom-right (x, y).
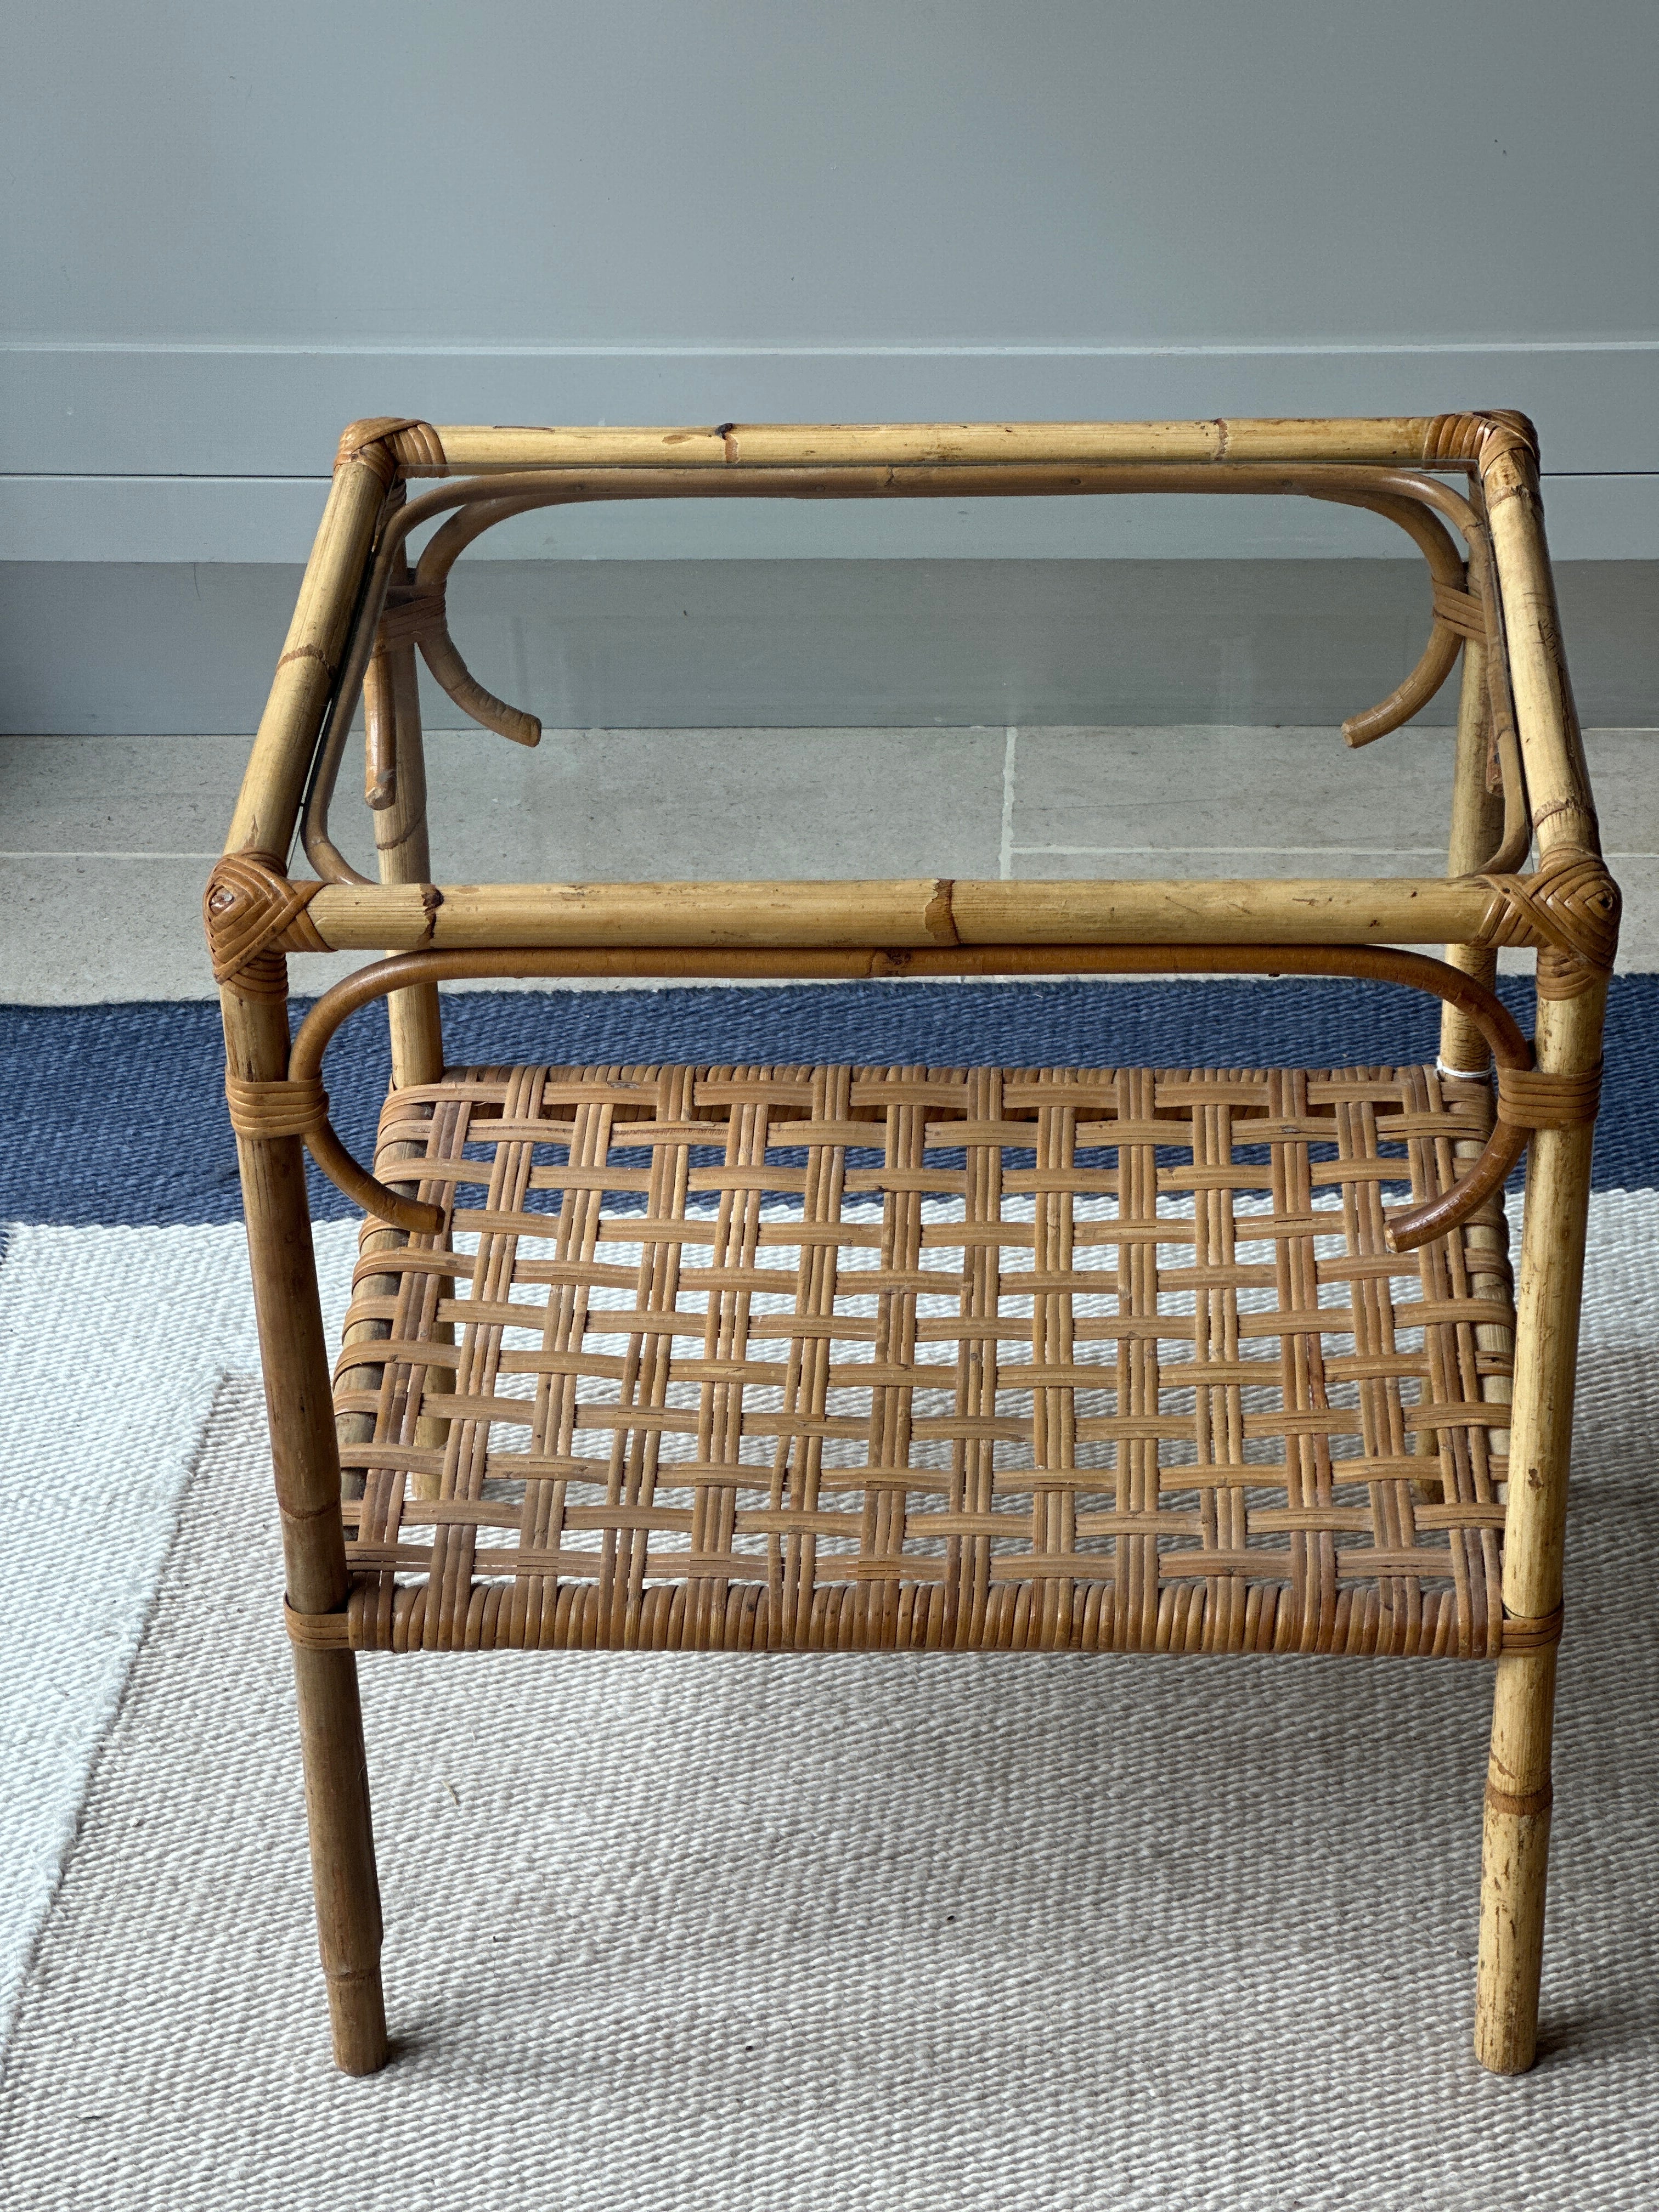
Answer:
top-left (1481, 447), bottom-right (1599, 856)
top-left (225, 458), bottom-right (386, 860)
top-left (222, 983), bottom-right (387, 2074)
top-left (355, 614), bottom-right (452, 1497)
top-left (1477, 1644), bottom-right (1558, 2070)
top-left (1472, 508), bottom-right (1577, 2060)
top-left (1440, 643), bottom-right (1506, 1073)
top-left (365, 582), bottom-right (445, 1088)
top-left (1474, 976), bottom-right (1605, 2073)
top-left (300, 874), bottom-right (1495, 954)
top-left (425, 417), bottom-right (1465, 476)
top-left (1471, 435), bottom-right (1607, 2073)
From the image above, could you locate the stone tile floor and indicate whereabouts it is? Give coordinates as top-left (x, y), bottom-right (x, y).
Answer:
top-left (2, 724), bottom-right (1653, 1000)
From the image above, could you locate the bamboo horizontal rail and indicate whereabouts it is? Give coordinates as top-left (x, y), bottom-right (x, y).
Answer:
top-left (302, 874), bottom-right (1499, 953)
top-left (372, 413), bottom-right (1533, 476)
top-left (362, 461), bottom-right (1493, 504)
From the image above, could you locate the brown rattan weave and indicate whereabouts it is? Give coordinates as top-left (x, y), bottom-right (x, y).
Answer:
top-left (331, 1062), bottom-right (1513, 1660)
top-left (211, 413), bottom-right (1615, 2083)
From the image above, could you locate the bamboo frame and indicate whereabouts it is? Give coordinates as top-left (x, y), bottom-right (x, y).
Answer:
top-left (213, 415), bottom-right (1613, 2082)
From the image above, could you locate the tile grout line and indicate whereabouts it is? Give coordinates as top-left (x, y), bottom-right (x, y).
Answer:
top-left (7, 842), bottom-right (1659, 864)
top-left (1013, 845), bottom-right (1659, 860)
top-left (1012, 843), bottom-right (1452, 858)
top-left (0, 850), bottom-right (223, 861)
top-left (998, 726), bottom-right (1017, 881)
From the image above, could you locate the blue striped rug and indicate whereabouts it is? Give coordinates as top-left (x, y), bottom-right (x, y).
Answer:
top-left (4, 975), bottom-right (1656, 1224)
top-left (2, 978), bottom-right (1656, 2202)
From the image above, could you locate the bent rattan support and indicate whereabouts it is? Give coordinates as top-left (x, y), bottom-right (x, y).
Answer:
top-left (278, 939), bottom-right (1549, 1251)
top-left (217, 414), bottom-right (1613, 2086)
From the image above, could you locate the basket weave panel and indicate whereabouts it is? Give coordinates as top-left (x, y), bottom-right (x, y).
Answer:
top-left (334, 1063), bottom-right (1513, 1657)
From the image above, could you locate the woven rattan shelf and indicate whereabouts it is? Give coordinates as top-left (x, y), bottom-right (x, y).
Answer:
top-left (326, 1060), bottom-right (1515, 1661)
top-left (212, 413), bottom-right (1615, 2084)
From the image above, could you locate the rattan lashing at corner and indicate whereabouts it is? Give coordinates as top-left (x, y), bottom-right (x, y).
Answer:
top-left (212, 413), bottom-right (1615, 2085)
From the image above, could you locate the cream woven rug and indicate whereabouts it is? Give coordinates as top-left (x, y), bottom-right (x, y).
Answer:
top-left (2, 1194), bottom-right (1657, 2209)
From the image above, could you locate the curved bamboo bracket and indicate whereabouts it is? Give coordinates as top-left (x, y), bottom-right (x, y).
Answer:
top-left (373, 575), bottom-right (541, 755)
top-left (409, 494), bottom-right (553, 747)
top-left (281, 940), bottom-right (1550, 1249)
top-left (1314, 489), bottom-right (1469, 748)
top-left (1320, 467), bottom-right (1531, 870)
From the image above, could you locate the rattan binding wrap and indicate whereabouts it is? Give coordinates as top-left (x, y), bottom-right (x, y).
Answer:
top-left (334, 417), bottom-right (448, 484)
top-left (1497, 1602), bottom-right (1564, 1653)
top-left (324, 1060), bottom-right (1517, 1659)
top-left (224, 1073), bottom-right (330, 1142)
top-left (204, 852), bottom-right (329, 997)
top-left (1494, 1064), bottom-right (1602, 1130)
top-left (374, 583), bottom-right (447, 652)
top-left (1475, 844), bottom-right (1622, 996)
top-left (1430, 580), bottom-right (1487, 642)
top-left (1422, 410), bottom-right (1540, 472)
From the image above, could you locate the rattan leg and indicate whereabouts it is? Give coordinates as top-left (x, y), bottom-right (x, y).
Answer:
top-left (366, 572), bottom-right (445, 1090)
top-left (1439, 640), bottom-right (1503, 1074)
top-left (224, 988), bottom-right (391, 2074)
top-left (292, 1643), bottom-right (388, 2074)
top-left (1476, 1647), bottom-right (1557, 2072)
top-left (1473, 976), bottom-right (1603, 2074)
top-left (356, 631), bottom-right (452, 1500)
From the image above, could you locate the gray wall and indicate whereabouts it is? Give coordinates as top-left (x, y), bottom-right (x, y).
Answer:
top-left (4, 3), bottom-right (1656, 727)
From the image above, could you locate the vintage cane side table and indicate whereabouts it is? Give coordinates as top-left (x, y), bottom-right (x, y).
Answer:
top-left (206, 414), bottom-right (1617, 2080)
